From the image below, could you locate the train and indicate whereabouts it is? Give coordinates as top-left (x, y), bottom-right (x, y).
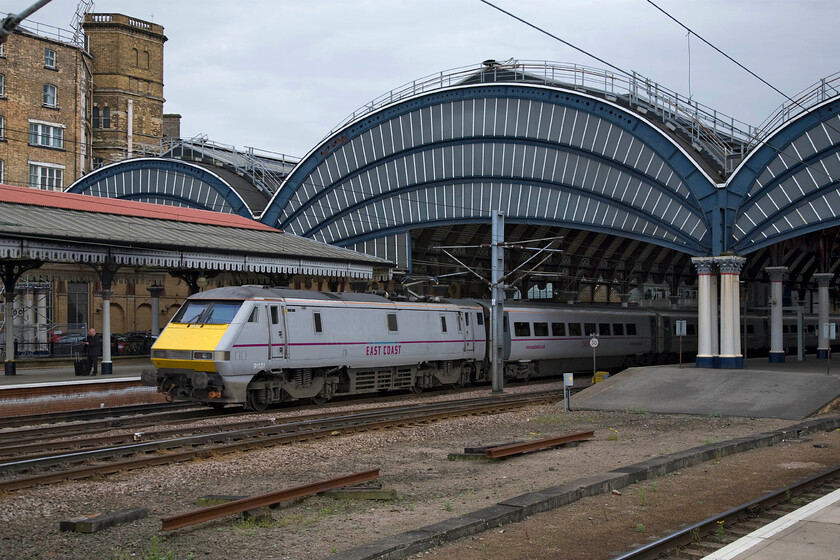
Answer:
top-left (141, 285), bottom-right (836, 410)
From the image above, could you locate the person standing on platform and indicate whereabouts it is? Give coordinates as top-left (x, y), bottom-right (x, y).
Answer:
top-left (82, 328), bottom-right (102, 375)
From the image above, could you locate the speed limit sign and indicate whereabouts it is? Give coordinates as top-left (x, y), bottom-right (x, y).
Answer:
top-left (590, 337), bottom-right (599, 348)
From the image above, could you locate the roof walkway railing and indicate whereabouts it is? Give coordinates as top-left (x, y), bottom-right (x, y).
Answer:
top-left (132, 137), bottom-right (300, 195)
top-left (328, 60), bottom-right (766, 176)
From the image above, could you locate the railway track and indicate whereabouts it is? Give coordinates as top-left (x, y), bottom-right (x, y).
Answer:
top-left (615, 465), bottom-right (840, 560)
top-left (0, 389), bottom-right (563, 491)
top-left (0, 401), bottom-right (200, 431)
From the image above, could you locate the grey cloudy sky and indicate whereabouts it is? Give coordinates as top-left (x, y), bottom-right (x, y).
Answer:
top-left (17, 0), bottom-right (840, 158)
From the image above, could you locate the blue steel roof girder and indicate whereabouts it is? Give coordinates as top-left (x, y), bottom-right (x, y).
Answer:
top-left (278, 134), bottom-right (708, 235)
top-left (730, 178), bottom-right (840, 255)
top-left (66, 158), bottom-right (254, 219)
top-left (726, 97), bottom-right (840, 253)
top-left (303, 176), bottom-right (708, 254)
top-left (262, 84), bottom-right (717, 242)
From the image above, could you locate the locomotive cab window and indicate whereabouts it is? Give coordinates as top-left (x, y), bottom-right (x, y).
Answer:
top-left (612, 323), bottom-right (624, 336)
top-left (552, 322), bottom-right (566, 336)
top-left (514, 322), bottom-right (531, 337)
top-left (387, 313), bottom-right (398, 332)
top-left (534, 322), bottom-right (548, 336)
top-left (314, 312), bottom-right (323, 334)
top-left (173, 300), bottom-right (243, 325)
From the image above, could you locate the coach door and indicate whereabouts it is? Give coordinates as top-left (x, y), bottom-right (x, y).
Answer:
top-left (461, 310), bottom-right (475, 352)
top-left (268, 304), bottom-right (286, 359)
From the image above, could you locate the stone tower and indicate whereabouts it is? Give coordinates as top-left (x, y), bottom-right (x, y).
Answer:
top-left (82, 14), bottom-right (166, 166)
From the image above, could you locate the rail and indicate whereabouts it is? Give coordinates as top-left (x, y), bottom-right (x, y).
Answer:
top-left (328, 59), bottom-right (760, 175)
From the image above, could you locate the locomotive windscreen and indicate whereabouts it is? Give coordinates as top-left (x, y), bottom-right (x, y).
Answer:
top-left (172, 300), bottom-right (243, 325)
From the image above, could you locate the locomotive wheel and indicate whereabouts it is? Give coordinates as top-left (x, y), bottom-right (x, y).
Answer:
top-left (246, 391), bottom-right (269, 412)
top-left (310, 394), bottom-right (329, 405)
top-left (410, 384), bottom-right (423, 394)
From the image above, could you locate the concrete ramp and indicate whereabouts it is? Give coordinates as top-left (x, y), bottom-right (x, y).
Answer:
top-left (575, 359), bottom-right (840, 420)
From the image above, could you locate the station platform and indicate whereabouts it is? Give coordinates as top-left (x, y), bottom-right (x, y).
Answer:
top-left (0, 358), bottom-right (148, 388)
top-left (575, 355), bottom-right (840, 420)
top-left (703, 487), bottom-right (840, 560)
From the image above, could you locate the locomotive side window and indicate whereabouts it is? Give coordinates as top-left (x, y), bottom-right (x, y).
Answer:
top-left (387, 313), bottom-right (398, 332)
top-left (568, 323), bottom-right (582, 336)
top-left (514, 322), bottom-right (530, 337)
top-left (440, 316), bottom-right (447, 333)
top-left (503, 316), bottom-right (508, 332)
top-left (314, 312), bottom-right (323, 334)
top-left (584, 323), bottom-right (596, 336)
top-left (688, 323), bottom-right (697, 335)
top-left (612, 323), bottom-right (624, 335)
top-left (476, 313), bottom-right (484, 326)
top-left (599, 323), bottom-right (610, 336)
top-left (552, 322), bottom-right (566, 336)
top-left (270, 306), bottom-right (280, 325)
top-left (464, 313), bottom-right (470, 326)
top-left (534, 322), bottom-right (548, 336)
top-left (626, 323), bottom-right (637, 336)
top-left (247, 307), bottom-right (259, 323)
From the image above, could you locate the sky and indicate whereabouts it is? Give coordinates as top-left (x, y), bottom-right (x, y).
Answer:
top-left (11, 0), bottom-right (840, 158)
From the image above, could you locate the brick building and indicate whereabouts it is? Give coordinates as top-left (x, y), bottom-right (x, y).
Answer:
top-left (83, 14), bottom-right (167, 166)
top-left (0, 12), bottom-right (166, 188)
top-left (0, 23), bottom-right (91, 190)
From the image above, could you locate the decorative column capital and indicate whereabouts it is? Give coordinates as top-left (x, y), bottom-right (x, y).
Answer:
top-left (691, 257), bottom-right (715, 275)
top-left (147, 285), bottom-right (165, 297)
top-left (765, 266), bottom-right (788, 283)
top-left (813, 272), bottom-right (834, 288)
top-left (715, 256), bottom-right (746, 275)
top-left (100, 289), bottom-right (114, 299)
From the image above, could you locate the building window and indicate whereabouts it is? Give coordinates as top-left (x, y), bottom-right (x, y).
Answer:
top-left (0, 159), bottom-right (4, 184)
top-left (0, 43), bottom-right (5, 57)
top-left (44, 48), bottom-right (56, 69)
top-left (93, 157), bottom-right (104, 169)
top-left (92, 106), bottom-right (99, 128)
top-left (29, 164), bottom-right (64, 190)
top-left (29, 122), bottom-right (64, 148)
top-left (0, 115), bottom-right (4, 139)
top-left (0, 74), bottom-right (5, 97)
top-left (43, 84), bottom-right (57, 107)
top-left (67, 282), bottom-right (89, 328)
top-left (102, 107), bottom-right (110, 128)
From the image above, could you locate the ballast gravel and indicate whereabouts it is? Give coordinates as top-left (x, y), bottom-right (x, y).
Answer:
top-left (1, 381), bottom-right (838, 560)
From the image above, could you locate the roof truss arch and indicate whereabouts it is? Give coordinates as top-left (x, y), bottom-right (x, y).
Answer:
top-left (262, 84), bottom-right (717, 257)
top-left (66, 158), bottom-right (255, 218)
top-left (729, 97), bottom-right (840, 254)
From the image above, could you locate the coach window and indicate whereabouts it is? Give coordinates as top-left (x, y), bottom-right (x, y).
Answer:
top-left (552, 322), bottom-right (566, 336)
top-left (569, 323), bottom-right (582, 336)
top-left (440, 315), bottom-right (447, 333)
top-left (626, 323), bottom-right (637, 336)
top-left (688, 323), bottom-right (697, 335)
top-left (387, 313), bottom-right (398, 332)
top-left (534, 322), bottom-right (548, 336)
top-left (612, 323), bottom-right (624, 336)
top-left (598, 323), bottom-right (610, 336)
top-left (314, 312), bottom-right (323, 334)
top-left (514, 322), bottom-right (530, 337)
top-left (457, 313), bottom-right (463, 332)
top-left (584, 323), bottom-right (596, 336)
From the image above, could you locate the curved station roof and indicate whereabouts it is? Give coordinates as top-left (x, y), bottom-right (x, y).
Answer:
top-left (67, 61), bottom-right (840, 293)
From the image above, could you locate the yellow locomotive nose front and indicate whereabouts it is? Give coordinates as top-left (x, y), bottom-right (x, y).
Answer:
top-left (151, 323), bottom-right (229, 372)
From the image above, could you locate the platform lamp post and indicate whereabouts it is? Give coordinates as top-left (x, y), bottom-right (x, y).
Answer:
top-left (490, 210), bottom-right (505, 394)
